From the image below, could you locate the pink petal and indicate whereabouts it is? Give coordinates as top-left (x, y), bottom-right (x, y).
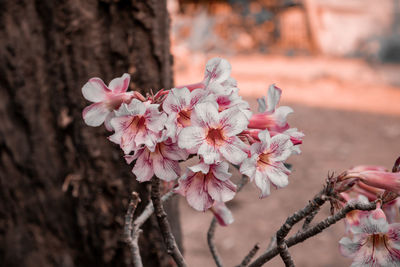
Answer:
top-left (266, 84), bottom-right (282, 112)
top-left (188, 162), bottom-right (210, 174)
top-left (240, 157), bottom-right (257, 179)
top-left (185, 173), bottom-right (214, 211)
top-left (163, 87), bottom-right (190, 113)
top-left (152, 152), bottom-right (180, 181)
top-left (338, 236), bottom-right (363, 258)
top-left (178, 126), bottom-right (205, 150)
top-left (264, 162), bottom-right (290, 188)
top-left (207, 177), bottom-right (236, 202)
top-left (211, 202), bottom-right (234, 226)
top-left (82, 78), bottom-right (109, 102)
top-left (219, 108), bottom-right (248, 136)
top-left (203, 57), bottom-right (231, 85)
top-left (132, 150), bottom-right (154, 182)
top-left (254, 171), bottom-right (271, 198)
top-left (82, 102), bottom-right (110, 127)
top-left (191, 102), bottom-right (219, 128)
top-left (198, 142), bottom-right (221, 164)
top-left (219, 137), bottom-right (247, 165)
top-left (211, 162), bottom-right (232, 181)
top-left (269, 134), bottom-right (293, 162)
top-left (108, 73), bottom-right (130, 93)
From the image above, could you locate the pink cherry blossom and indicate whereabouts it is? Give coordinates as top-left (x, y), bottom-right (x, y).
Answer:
top-left (163, 87), bottom-right (206, 141)
top-left (240, 129), bottom-right (293, 198)
top-left (82, 73), bottom-right (135, 130)
top-left (248, 84), bottom-right (293, 133)
top-left (210, 202), bottom-right (234, 226)
top-left (339, 208), bottom-right (400, 266)
top-left (109, 99), bottom-right (167, 154)
top-left (125, 138), bottom-right (188, 182)
top-left (178, 102), bottom-right (249, 165)
top-left (175, 161), bottom-right (236, 211)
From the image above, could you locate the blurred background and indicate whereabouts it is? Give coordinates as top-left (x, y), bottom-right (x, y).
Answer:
top-left (168, 0), bottom-right (400, 266)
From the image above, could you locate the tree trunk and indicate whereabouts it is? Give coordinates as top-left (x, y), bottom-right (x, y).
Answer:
top-left (0, 1), bottom-right (181, 266)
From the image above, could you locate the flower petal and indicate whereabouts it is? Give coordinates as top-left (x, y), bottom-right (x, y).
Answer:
top-left (240, 157), bottom-right (257, 179)
top-left (219, 137), bottom-right (247, 165)
top-left (163, 87), bottom-right (191, 113)
top-left (220, 108), bottom-right (249, 136)
top-left (204, 57), bottom-right (231, 85)
top-left (254, 171), bottom-right (271, 198)
top-left (207, 178), bottom-right (236, 202)
top-left (82, 102), bottom-right (109, 127)
top-left (264, 162), bottom-right (290, 188)
top-left (152, 153), bottom-right (180, 181)
top-left (269, 134), bottom-right (293, 162)
top-left (82, 78), bottom-right (109, 102)
top-left (108, 73), bottom-right (130, 93)
top-left (132, 150), bottom-right (154, 182)
top-left (339, 236), bottom-right (362, 258)
top-left (211, 202), bottom-right (234, 226)
top-left (212, 162), bottom-right (232, 181)
top-left (198, 142), bottom-right (220, 164)
top-left (191, 102), bottom-right (219, 128)
top-left (178, 126), bottom-right (205, 150)
top-left (266, 84), bottom-right (282, 112)
top-left (185, 173), bottom-right (214, 211)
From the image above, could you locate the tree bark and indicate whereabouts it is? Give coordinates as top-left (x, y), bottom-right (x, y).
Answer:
top-left (0, 1), bottom-right (181, 266)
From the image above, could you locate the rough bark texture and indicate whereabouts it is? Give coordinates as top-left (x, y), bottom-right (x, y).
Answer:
top-left (0, 1), bottom-right (181, 266)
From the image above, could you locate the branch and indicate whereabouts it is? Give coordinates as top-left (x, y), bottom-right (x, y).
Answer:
top-left (248, 201), bottom-right (376, 267)
top-left (151, 178), bottom-right (187, 267)
top-left (236, 243), bottom-right (260, 267)
top-left (302, 209), bottom-right (318, 230)
top-left (208, 218), bottom-right (224, 267)
top-left (125, 188), bottom-right (175, 267)
top-left (208, 175), bottom-right (250, 267)
top-left (275, 190), bottom-right (328, 266)
top-left (124, 192), bottom-right (143, 267)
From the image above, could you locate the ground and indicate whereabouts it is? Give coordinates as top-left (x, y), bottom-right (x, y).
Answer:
top-left (174, 54), bottom-right (400, 266)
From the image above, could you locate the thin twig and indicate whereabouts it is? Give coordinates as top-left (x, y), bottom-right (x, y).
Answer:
top-left (208, 218), bottom-right (223, 267)
top-left (208, 175), bottom-right (250, 267)
top-left (236, 243), bottom-right (260, 267)
top-left (151, 178), bottom-right (187, 267)
top-left (125, 192), bottom-right (143, 267)
top-left (248, 201), bottom-right (376, 267)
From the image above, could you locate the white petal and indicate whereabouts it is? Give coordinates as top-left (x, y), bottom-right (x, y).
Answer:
top-left (104, 112), bottom-right (115, 131)
top-left (212, 162), bottom-right (232, 181)
top-left (211, 202), bottom-right (234, 226)
top-left (188, 162), bottom-right (210, 174)
top-left (266, 84), bottom-right (282, 112)
top-left (126, 99), bottom-right (146, 116)
top-left (339, 237), bottom-right (362, 258)
top-left (191, 102), bottom-right (219, 128)
top-left (178, 126), bottom-right (205, 149)
top-left (240, 158), bottom-right (257, 179)
top-left (219, 137), bottom-right (247, 165)
top-left (219, 108), bottom-right (248, 136)
top-left (163, 87), bottom-right (191, 113)
top-left (82, 102), bottom-right (109, 127)
top-left (255, 171), bottom-right (271, 198)
top-left (274, 106), bottom-right (293, 125)
top-left (82, 78), bottom-right (109, 102)
top-left (152, 153), bottom-right (180, 181)
top-left (185, 173), bottom-right (214, 211)
top-left (132, 150), bottom-right (154, 182)
top-left (207, 178), bottom-right (236, 202)
top-left (198, 143), bottom-right (220, 164)
top-left (258, 130), bottom-right (271, 146)
top-left (257, 96), bottom-right (267, 112)
top-left (108, 73), bottom-right (130, 93)
top-left (269, 134), bottom-right (293, 162)
top-left (265, 162), bottom-right (290, 188)
top-left (204, 57), bottom-right (231, 85)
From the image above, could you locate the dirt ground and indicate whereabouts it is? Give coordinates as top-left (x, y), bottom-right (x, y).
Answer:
top-left (174, 54), bottom-right (400, 266)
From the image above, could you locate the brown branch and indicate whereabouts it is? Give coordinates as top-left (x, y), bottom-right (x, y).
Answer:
top-left (124, 188), bottom-right (175, 267)
top-left (151, 178), bottom-right (187, 267)
top-left (248, 201), bottom-right (377, 267)
top-left (124, 192), bottom-right (142, 267)
top-left (208, 217), bottom-right (224, 267)
top-left (302, 209), bottom-right (318, 230)
top-left (236, 243), bottom-right (260, 267)
top-left (275, 189), bottom-right (329, 266)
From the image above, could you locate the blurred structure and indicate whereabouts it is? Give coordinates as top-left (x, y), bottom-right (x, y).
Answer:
top-left (169, 0), bottom-right (400, 61)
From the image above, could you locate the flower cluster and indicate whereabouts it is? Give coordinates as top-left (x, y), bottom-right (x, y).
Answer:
top-left (81, 58), bottom-right (303, 225)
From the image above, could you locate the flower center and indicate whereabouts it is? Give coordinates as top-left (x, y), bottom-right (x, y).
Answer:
top-left (206, 128), bottom-right (226, 147)
top-left (257, 152), bottom-right (271, 169)
top-left (177, 109), bottom-right (192, 127)
top-left (131, 115), bottom-right (147, 133)
top-left (366, 234), bottom-right (389, 250)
